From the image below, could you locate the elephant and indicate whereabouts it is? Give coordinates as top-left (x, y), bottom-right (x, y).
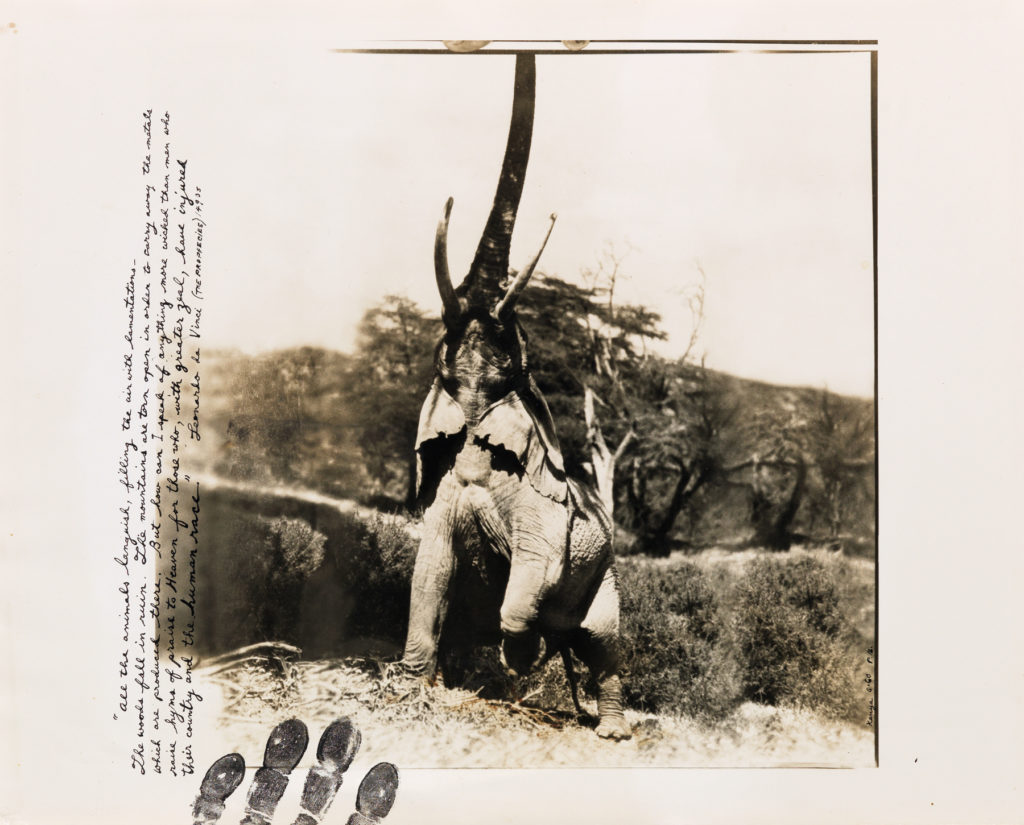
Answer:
top-left (401, 54), bottom-right (631, 741)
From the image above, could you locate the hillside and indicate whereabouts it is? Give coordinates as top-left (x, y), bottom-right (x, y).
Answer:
top-left (192, 344), bottom-right (875, 556)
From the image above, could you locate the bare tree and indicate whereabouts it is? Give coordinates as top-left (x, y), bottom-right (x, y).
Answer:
top-left (583, 385), bottom-right (634, 514)
top-left (679, 261), bottom-right (707, 365)
top-left (581, 241), bottom-right (637, 383)
top-left (804, 388), bottom-right (874, 541)
top-left (576, 244), bottom-right (656, 522)
top-left (591, 258), bottom-right (714, 555)
top-left (624, 360), bottom-right (737, 555)
top-left (718, 387), bottom-right (874, 550)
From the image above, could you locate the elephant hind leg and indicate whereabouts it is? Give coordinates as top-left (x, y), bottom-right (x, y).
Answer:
top-left (571, 566), bottom-right (632, 741)
top-left (571, 632), bottom-right (630, 740)
top-left (593, 674), bottom-right (630, 740)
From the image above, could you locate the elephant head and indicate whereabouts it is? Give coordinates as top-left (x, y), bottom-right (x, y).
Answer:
top-left (417, 53), bottom-right (564, 506)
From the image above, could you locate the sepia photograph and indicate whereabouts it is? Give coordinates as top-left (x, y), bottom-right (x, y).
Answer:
top-left (6, 7), bottom-right (1022, 824)
top-left (184, 41), bottom-right (876, 769)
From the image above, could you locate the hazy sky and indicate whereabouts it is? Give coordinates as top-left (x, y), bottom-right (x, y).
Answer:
top-left (194, 48), bottom-right (874, 396)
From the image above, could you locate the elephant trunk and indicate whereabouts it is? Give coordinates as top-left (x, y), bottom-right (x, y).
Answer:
top-left (463, 53), bottom-right (536, 309)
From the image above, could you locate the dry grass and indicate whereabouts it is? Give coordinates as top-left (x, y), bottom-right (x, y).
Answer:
top-left (197, 644), bottom-right (873, 769)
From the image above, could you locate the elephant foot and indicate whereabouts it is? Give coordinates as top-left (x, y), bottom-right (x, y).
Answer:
top-left (595, 716), bottom-right (632, 741)
top-left (399, 656), bottom-right (438, 685)
top-left (500, 631), bottom-right (542, 678)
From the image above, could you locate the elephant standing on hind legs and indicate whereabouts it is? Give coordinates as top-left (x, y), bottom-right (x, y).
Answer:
top-left (401, 53), bottom-right (631, 741)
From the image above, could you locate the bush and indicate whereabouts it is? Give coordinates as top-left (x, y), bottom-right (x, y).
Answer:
top-left (267, 516), bottom-right (327, 578)
top-left (199, 486), bottom-right (873, 729)
top-left (617, 561), bottom-right (740, 720)
top-left (732, 555), bottom-right (863, 721)
top-left (197, 487), bottom-right (419, 657)
top-left (226, 515), bottom-right (329, 643)
top-left (344, 513), bottom-right (417, 645)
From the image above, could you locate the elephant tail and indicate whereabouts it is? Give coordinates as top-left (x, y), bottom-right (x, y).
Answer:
top-left (560, 646), bottom-right (584, 717)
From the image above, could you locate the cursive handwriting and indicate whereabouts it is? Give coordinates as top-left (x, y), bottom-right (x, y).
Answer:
top-left (865, 647), bottom-right (875, 726)
top-left (114, 108), bottom-right (205, 777)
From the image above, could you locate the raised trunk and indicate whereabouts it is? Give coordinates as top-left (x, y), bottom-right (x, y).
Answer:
top-left (461, 54), bottom-right (536, 308)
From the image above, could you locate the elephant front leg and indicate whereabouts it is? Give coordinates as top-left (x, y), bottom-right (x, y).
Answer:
top-left (402, 504), bottom-right (456, 680)
top-left (498, 555), bottom-right (549, 677)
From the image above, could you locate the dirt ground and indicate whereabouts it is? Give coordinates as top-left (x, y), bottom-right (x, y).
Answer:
top-left (198, 656), bottom-right (874, 770)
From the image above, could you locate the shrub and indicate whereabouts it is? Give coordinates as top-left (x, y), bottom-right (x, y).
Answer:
top-left (266, 516), bottom-right (327, 578)
top-left (225, 515), bottom-right (330, 643)
top-left (732, 555), bottom-right (864, 721)
top-left (617, 561), bottom-right (740, 721)
top-left (342, 512), bottom-right (417, 647)
top-left (204, 492), bottom-right (418, 656)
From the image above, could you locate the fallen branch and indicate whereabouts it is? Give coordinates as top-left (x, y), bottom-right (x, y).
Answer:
top-left (197, 641), bottom-right (301, 671)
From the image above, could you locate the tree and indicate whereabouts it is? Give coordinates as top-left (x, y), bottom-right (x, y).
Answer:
top-left (803, 389), bottom-right (875, 541)
top-left (713, 386), bottom-right (874, 551)
top-left (216, 346), bottom-right (361, 491)
top-left (514, 272), bottom-right (663, 479)
top-left (581, 256), bottom-right (719, 557)
top-left (344, 295), bottom-right (441, 506)
top-left (742, 409), bottom-right (808, 551)
top-left (623, 361), bottom-right (738, 555)
top-left (583, 385), bottom-right (634, 513)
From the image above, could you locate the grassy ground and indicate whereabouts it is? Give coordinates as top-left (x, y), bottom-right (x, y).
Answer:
top-left (199, 658), bottom-right (873, 769)
top-left (197, 546), bottom-right (875, 769)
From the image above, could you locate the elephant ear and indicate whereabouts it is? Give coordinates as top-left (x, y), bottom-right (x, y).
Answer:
top-left (477, 379), bottom-right (568, 503)
top-left (414, 379), bottom-right (467, 500)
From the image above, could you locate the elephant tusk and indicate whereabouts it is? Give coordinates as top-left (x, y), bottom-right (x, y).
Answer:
top-left (494, 213), bottom-right (557, 317)
top-left (434, 196), bottom-right (462, 323)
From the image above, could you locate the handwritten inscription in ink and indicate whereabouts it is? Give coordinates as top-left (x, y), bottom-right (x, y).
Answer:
top-left (865, 646), bottom-right (875, 727)
top-left (114, 108), bottom-right (204, 778)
